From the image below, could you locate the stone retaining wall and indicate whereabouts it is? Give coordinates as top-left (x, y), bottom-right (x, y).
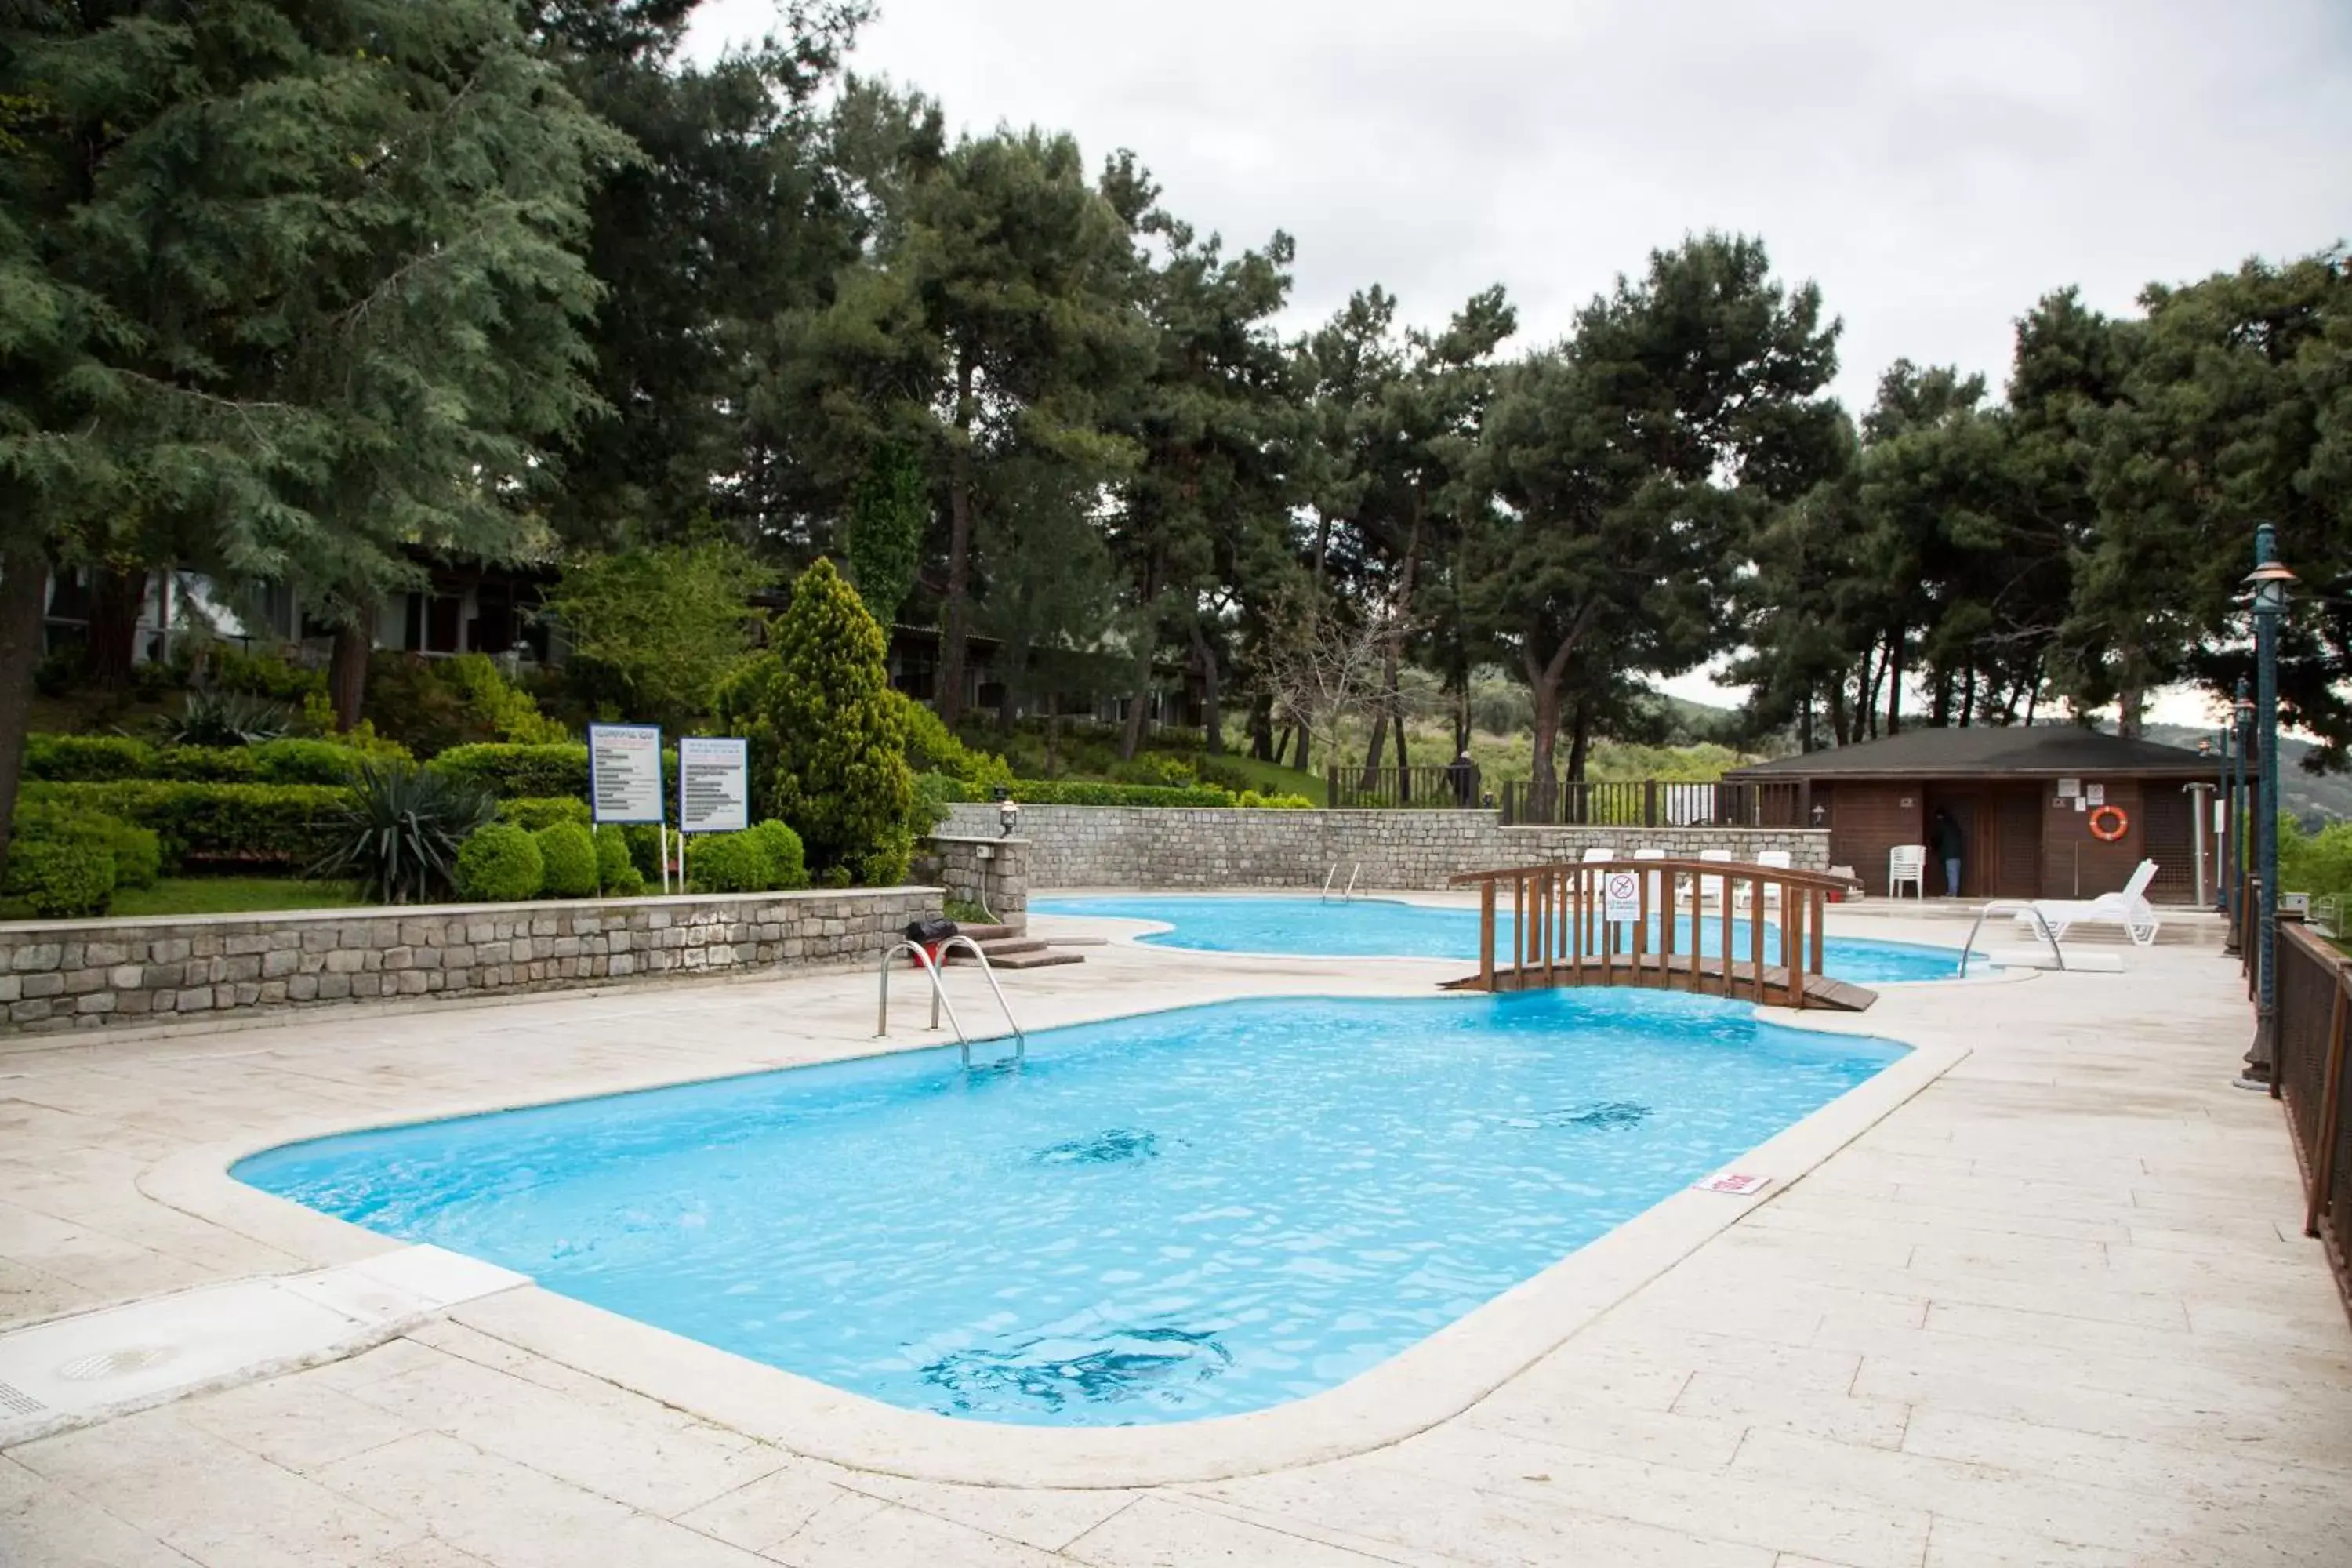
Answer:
top-left (0, 886), bottom-right (940, 1037)
top-left (913, 835), bottom-right (1029, 927)
top-left (937, 804), bottom-right (1828, 890)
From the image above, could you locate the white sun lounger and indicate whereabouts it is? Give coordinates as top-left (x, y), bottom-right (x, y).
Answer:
top-left (2016, 859), bottom-right (2161, 946)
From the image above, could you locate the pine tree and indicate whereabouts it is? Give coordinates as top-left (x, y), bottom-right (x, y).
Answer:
top-left (763, 558), bottom-right (916, 883)
top-left (0, 0), bottom-right (626, 877)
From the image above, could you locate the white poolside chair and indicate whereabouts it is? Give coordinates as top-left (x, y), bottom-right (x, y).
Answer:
top-left (1581, 847), bottom-right (1617, 865)
top-left (2017, 860), bottom-right (2162, 947)
top-left (1739, 848), bottom-right (1793, 913)
top-left (1633, 846), bottom-right (1668, 913)
top-left (1888, 844), bottom-right (1926, 899)
top-left (1697, 848), bottom-right (1733, 909)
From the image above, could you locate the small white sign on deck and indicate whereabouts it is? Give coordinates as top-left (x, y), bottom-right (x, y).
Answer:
top-left (1696, 1171), bottom-right (1770, 1196)
top-left (588, 724), bottom-right (665, 824)
top-left (1602, 869), bottom-right (1642, 924)
top-left (677, 736), bottom-right (750, 834)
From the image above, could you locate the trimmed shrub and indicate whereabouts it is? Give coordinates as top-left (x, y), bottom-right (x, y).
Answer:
top-left (430, 743), bottom-right (590, 800)
top-left (1236, 789), bottom-right (1316, 809)
top-left (453, 823), bottom-right (544, 902)
top-left (9, 803), bottom-right (160, 891)
top-left (3, 841), bottom-right (116, 918)
top-left (594, 826), bottom-right (645, 896)
top-left (22, 735), bottom-right (157, 782)
top-left (687, 831), bottom-right (769, 894)
top-left (20, 781), bottom-right (343, 867)
top-left (622, 821), bottom-right (666, 882)
top-left (746, 819), bottom-right (808, 891)
top-left (310, 764), bottom-right (497, 904)
top-left (497, 796), bottom-right (593, 832)
top-left (534, 822), bottom-right (599, 898)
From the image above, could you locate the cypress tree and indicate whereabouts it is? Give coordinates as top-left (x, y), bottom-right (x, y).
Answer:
top-left (764, 558), bottom-right (916, 884)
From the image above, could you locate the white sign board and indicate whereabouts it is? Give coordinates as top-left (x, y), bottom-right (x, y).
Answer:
top-left (1602, 870), bottom-right (1642, 924)
top-left (677, 737), bottom-right (750, 835)
top-left (2083, 782), bottom-right (2106, 808)
top-left (2056, 777), bottom-right (2082, 799)
top-left (587, 724), bottom-right (665, 824)
top-left (1696, 1171), bottom-right (1770, 1196)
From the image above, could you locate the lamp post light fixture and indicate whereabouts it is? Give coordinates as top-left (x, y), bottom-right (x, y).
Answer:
top-left (2238, 525), bottom-right (2296, 1091)
top-left (997, 797), bottom-right (1022, 838)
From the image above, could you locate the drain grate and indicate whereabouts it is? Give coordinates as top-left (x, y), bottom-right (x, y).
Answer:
top-left (0, 1380), bottom-right (48, 1417)
top-left (54, 1346), bottom-right (176, 1383)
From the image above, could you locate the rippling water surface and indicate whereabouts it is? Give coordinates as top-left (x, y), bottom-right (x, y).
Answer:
top-left (236, 991), bottom-right (1903, 1425)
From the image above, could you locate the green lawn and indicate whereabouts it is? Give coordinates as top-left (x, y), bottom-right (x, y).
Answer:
top-left (1, 876), bottom-right (369, 922)
top-left (1203, 753), bottom-right (1327, 800)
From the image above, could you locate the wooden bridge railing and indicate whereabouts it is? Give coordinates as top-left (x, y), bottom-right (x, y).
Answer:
top-left (1446, 858), bottom-right (1864, 1010)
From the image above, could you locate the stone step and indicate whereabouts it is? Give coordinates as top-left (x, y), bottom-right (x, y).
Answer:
top-left (976, 948), bottom-right (1085, 971)
top-left (946, 923), bottom-right (1023, 942)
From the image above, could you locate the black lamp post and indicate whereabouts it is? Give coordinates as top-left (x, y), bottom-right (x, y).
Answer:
top-left (2232, 677), bottom-right (2253, 929)
top-left (2238, 524), bottom-right (2296, 1091)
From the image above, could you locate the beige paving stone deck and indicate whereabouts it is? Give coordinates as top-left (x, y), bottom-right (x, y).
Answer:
top-left (2, 898), bottom-right (2347, 1566)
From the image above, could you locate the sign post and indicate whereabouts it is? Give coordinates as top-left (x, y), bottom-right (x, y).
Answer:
top-left (587, 724), bottom-right (667, 891)
top-left (677, 738), bottom-right (750, 837)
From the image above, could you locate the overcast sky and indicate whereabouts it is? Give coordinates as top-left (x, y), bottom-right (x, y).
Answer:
top-left (687, 0), bottom-right (2351, 725)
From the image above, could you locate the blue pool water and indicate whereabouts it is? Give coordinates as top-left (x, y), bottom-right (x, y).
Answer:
top-left (1033, 895), bottom-right (1974, 983)
top-left (237, 991), bottom-right (1904, 1427)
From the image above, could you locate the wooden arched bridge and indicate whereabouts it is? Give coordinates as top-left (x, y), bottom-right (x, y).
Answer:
top-left (1445, 858), bottom-right (1876, 1011)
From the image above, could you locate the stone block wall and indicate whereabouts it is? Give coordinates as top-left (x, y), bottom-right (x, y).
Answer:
top-left (937, 804), bottom-right (1828, 890)
top-left (0, 886), bottom-right (941, 1037)
top-left (913, 835), bottom-right (1029, 927)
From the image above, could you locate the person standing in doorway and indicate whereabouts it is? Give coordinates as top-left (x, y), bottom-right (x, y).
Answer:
top-left (1931, 808), bottom-right (1965, 897)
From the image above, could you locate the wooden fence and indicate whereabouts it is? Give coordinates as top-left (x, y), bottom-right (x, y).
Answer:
top-left (2273, 923), bottom-right (2352, 1318)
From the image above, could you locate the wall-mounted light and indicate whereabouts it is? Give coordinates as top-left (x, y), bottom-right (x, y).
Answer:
top-left (1810, 804), bottom-right (1828, 826)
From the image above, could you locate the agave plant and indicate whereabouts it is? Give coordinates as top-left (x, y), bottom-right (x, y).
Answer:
top-left (310, 762), bottom-right (498, 905)
top-left (162, 689), bottom-right (294, 747)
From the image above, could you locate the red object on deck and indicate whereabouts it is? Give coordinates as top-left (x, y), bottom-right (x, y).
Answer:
top-left (909, 940), bottom-right (946, 970)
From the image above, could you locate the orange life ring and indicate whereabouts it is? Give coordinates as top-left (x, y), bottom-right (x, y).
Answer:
top-left (2088, 804), bottom-right (2128, 842)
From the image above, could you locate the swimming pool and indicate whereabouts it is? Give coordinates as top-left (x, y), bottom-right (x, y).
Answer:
top-left (237, 991), bottom-right (1904, 1428)
top-left (1033, 895), bottom-right (1976, 983)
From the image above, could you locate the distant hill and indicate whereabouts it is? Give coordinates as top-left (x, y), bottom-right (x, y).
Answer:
top-left (2139, 722), bottom-right (2352, 826)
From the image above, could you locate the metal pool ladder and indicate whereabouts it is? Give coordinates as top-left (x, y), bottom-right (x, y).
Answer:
top-left (1322, 862), bottom-right (1363, 903)
top-left (1957, 899), bottom-right (2068, 977)
top-left (877, 936), bottom-right (1027, 1067)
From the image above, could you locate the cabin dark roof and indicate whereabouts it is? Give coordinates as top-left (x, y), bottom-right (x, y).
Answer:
top-left (1727, 726), bottom-right (2215, 780)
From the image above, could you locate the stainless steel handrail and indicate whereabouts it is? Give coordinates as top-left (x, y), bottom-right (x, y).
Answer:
top-left (1342, 863), bottom-right (1362, 902)
top-left (1958, 900), bottom-right (2068, 977)
top-left (878, 940), bottom-right (968, 1041)
top-left (875, 937), bottom-right (1025, 1067)
top-left (933, 935), bottom-right (1026, 1065)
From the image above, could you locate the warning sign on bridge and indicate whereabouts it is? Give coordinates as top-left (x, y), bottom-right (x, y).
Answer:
top-left (1602, 870), bottom-right (1642, 924)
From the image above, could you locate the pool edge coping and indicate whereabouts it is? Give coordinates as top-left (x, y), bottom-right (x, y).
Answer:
top-left (135, 990), bottom-right (1970, 1490)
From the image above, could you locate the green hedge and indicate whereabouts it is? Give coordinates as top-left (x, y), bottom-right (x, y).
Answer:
top-left (920, 774), bottom-right (1237, 808)
top-left (430, 743), bottom-right (680, 811)
top-left (21, 780), bottom-right (343, 867)
top-left (496, 796), bottom-right (593, 831)
top-left (24, 733), bottom-right (385, 786)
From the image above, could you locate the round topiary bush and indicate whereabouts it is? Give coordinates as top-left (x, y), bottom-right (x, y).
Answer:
top-left (746, 820), bottom-right (808, 891)
top-left (452, 822), bottom-right (544, 903)
top-left (688, 831), bottom-right (768, 894)
top-left (498, 796), bottom-right (593, 833)
top-left (534, 822), bottom-right (598, 898)
top-left (593, 825), bottom-right (645, 896)
top-left (5, 841), bottom-right (116, 919)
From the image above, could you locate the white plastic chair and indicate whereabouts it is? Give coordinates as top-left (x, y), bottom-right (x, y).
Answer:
top-left (1581, 847), bottom-right (1617, 863)
top-left (1889, 844), bottom-right (1926, 899)
top-left (1697, 848), bottom-right (1733, 909)
top-left (1633, 846), bottom-right (1668, 913)
top-left (1739, 848), bottom-right (1793, 913)
top-left (2019, 860), bottom-right (2162, 946)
